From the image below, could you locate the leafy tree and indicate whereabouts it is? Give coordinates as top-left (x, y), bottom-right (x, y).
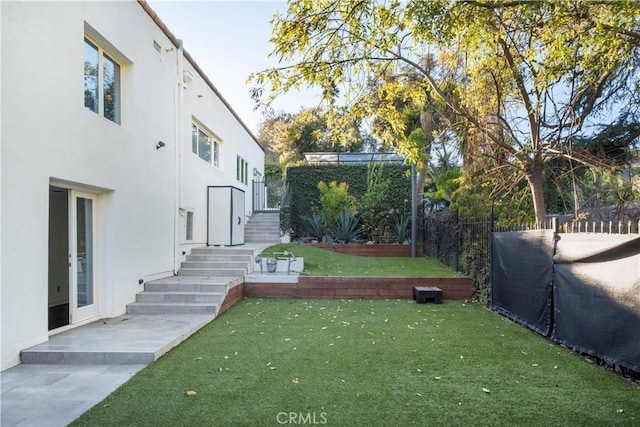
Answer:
top-left (360, 162), bottom-right (392, 241)
top-left (256, 107), bottom-right (371, 167)
top-left (250, 0), bottom-right (640, 223)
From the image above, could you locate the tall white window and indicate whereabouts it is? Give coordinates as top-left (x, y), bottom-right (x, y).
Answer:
top-left (192, 122), bottom-right (220, 167)
top-left (237, 156), bottom-right (248, 184)
top-left (84, 38), bottom-right (121, 124)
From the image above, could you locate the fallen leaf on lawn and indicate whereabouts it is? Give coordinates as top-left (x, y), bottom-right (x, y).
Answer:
top-left (292, 378), bottom-right (299, 384)
top-left (532, 364), bottom-right (538, 367)
top-left (185, 390), bottom-right (197, 396)
top-left (417, 369), bottom-right (423, 373)
top-left (553, 365), bottom-right (558, 369)
top-left (270, 366), bottom-right (277, 370)
top-left (194, 357), bottom-right (202, 361)
top-left (617, 409), bottom-right (624, 413)
top-left (434, 376), bottom-right (442, 380)
top-left (103, 403), bottom-right (111, 408)
top-left (482, 388), bottom-right (491, 394)
top-left (416, 393), bottom-right (423, 397)
top-left (460, 355), bottom-right (464, 360)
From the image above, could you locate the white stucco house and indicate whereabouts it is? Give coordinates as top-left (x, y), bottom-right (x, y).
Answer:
top-left (1, 0), bottom-right (265, 370)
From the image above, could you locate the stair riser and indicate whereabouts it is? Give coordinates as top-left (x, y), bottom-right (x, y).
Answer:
top-left (178, 269), bottom-right (246, 277)
top-left (136, 294), bottom-right (223, 303)
top-left (190, 248), bottom-right (255, 255)
top-left (145, 283), bottom-right (229, 292)
top-left (186, 255), bottom-right (253, 262)
top-left (126, 304), bottom-right (217, 315)
top-left (181, 261), bottom-right (249, 269)
top-left (20, 351), bottom-right (154, 365)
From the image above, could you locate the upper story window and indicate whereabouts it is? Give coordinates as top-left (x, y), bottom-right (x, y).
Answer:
top-left (84, 37), bottom-right (121, 124)
top-left (192, 122), bottom-right (220, 167)
top-left (237, 156), bottom-right (248, 185)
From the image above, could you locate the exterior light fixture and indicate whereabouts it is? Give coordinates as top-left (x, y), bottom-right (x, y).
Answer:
top-left (156, 141), bottom-right (166, 150)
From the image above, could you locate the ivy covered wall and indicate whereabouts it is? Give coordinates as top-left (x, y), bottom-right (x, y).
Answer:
top-left (284, 163), bottom-right (411, 238)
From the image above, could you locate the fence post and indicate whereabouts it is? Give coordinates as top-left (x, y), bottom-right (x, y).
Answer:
top-left (411, 164), bottom-right (417, 258)
top-left (488, 208), bottom-right (495, 307)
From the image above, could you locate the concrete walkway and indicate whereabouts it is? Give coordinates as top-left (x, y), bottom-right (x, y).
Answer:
top-left (1, 243), bottom-right (276, 426)
top-left (1, 312), bottom-right (216, 426)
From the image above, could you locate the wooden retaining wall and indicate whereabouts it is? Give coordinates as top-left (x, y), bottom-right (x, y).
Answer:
top-left (219, 282), bottom-right (244, 314)
top-left (306, 243), bottom-right (423, 257)
top-left (243, 276), bottom-right (473, 300)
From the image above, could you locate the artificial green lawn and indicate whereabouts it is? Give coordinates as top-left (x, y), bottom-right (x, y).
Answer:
top-left (264, 243), bottom-right (457, 277)
top-left (73, 299), bottom-right (639, 426)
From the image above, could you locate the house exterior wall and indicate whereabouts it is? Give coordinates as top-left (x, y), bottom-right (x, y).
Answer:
top-left (0, 0), bottom-right (264, 370)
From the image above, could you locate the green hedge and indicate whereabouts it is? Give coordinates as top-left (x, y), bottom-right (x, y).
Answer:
top-left (285, 163), bottom-right (411, 238)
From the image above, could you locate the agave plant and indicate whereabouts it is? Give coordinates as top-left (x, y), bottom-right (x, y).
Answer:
top-left (331, 210), bottom-right (363, 243)
top-left (393, 214), bottom-right (410, 244)
top-left (307, 213), bottom-right (324, 242)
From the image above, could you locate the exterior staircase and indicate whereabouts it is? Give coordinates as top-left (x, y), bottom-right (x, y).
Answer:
top-left (244, 211), bottom-right (280, 243)
top-left (20, 246), bottom-right (261, 365)
top-left (126, 247), bottom-right (255, 315)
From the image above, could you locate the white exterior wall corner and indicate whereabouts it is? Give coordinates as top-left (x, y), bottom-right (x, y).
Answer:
top-left (0, 1), bottom-right (196, 370)
top-left (178, 52), bottom-right (265, 251)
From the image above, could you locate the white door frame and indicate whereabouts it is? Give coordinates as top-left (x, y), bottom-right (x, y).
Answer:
top-left (69, 190), bottom-right (100, 324)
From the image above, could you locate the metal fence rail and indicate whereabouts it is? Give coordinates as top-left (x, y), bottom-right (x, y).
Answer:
top-left (252, 179), bottom-right (282, 212)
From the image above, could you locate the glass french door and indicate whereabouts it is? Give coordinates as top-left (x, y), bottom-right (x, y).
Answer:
top-left (69, 191), bottom-right (99, 323)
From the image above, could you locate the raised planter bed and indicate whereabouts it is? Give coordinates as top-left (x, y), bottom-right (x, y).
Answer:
top-left (305, 243), bottom-right (424, 257)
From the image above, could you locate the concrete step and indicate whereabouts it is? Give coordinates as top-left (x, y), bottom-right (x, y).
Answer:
top-left (186, 254), bottom-right (253, 262)
top-left (20, 313), bottom-right (215, 365)
top-left (135, 291), bottom-right (224, 303)
top-left (245, 232), bottom-right (280, 237)
top-left (178, 267), bottom-right (247, 277)
top-left (191, 247), bottom-right (255, 255)
top-left (245, 229), bottom-right (279, 234)
top-left (144, 281), bottom-right (229, 293)
top-left (245, 237), bottom-right (280, 243)
top-left (126, 302), bottom-right (218, 315)
top-left (181, 261), bottom-right (249, 269)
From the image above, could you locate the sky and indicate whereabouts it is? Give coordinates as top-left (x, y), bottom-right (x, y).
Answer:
top-left (148, 0), bottom-right (319, 135)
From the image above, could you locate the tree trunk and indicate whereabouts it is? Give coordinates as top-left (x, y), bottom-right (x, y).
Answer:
top-left (525, 155), bottom-right (547, 225)
top-left (417, 110), bottom-right (434, 213)
top-left (416, 161), bottom-right (428, 212)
